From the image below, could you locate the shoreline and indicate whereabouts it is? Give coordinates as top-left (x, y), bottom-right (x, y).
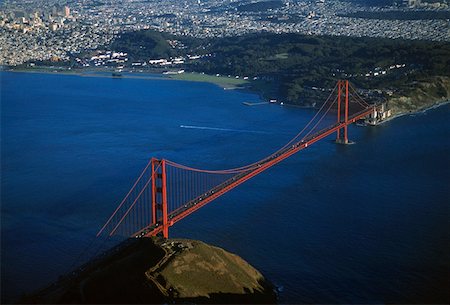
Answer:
top-left (3, 68), bottom-right (449, 124)
top-left (378, 99), bottom-right (450, 125)
top-left (4, 68), bottom-right (172, 81)
top-left (2, 68), bottom-right (248, 90)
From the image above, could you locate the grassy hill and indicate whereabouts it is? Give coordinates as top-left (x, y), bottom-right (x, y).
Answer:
top-left (20, 238), bottom-right (276, 304)
top-left (149, 239), bottom-right (274, 303)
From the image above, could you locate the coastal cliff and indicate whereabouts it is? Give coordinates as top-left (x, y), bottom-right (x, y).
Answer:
top-left (387, 76), bottom-right (450, 116)
top-left (20, 237), bottom-right (276, 304)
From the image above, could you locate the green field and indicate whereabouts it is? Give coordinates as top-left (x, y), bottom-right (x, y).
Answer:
top-left (169, 72), bottom-right (249, 89)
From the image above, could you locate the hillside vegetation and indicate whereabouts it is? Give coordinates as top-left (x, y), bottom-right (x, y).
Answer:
top-left (110, 30), bottom-right (178, 60)
top-left (188, 33), bottom-right (449, 104)
top-left (149, 239), bottom-right (275, 303)
top-left (110, 30), bottom-right (450, 109)
top-left (20, 238), bottom-right (276, 304)
top-left (387, 76), bottom-right (450, 114)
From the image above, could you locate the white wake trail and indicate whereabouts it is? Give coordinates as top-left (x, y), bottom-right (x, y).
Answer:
top-left (180, 125), bottom-right (272, 134)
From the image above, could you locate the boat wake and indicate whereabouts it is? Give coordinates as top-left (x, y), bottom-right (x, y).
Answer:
top-left (180, 125), bottom-right (272, 134)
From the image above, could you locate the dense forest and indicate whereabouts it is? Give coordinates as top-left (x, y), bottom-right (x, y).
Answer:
top-left (110, 30), bottom-right (450, 105)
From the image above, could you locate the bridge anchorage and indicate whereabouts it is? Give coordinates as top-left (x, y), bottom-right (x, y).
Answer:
top-left (97, 80), bottom-right (383, 239)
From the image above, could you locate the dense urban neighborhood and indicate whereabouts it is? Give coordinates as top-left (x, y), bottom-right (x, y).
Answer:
top-left (1, 0), bottom-right (449, 66)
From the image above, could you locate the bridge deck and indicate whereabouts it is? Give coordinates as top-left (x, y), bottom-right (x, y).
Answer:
top-left (135, 106), bottom-right (376, 238)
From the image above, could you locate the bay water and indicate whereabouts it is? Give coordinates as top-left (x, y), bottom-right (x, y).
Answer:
top-left (1, 71), bottom-right (449, 303)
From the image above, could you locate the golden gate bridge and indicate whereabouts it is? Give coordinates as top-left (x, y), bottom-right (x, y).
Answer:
top-left (97, 80), bottom-right (382, 239)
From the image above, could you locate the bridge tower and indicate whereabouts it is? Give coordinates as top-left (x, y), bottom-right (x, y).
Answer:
top-left (151, 158), bottom-right (169, 238)
top-left (336, 80), bottom-right (350, 144)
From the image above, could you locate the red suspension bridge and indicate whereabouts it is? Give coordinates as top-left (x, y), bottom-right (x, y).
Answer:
top-left (97, 80), bottom-right (382, 239)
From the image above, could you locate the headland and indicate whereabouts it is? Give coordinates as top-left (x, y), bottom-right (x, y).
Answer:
top-left (19, 237), bottom-right (276, 304)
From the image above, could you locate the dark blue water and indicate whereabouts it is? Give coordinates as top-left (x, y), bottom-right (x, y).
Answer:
top-left (1, 71), bottom-right (449, 304)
